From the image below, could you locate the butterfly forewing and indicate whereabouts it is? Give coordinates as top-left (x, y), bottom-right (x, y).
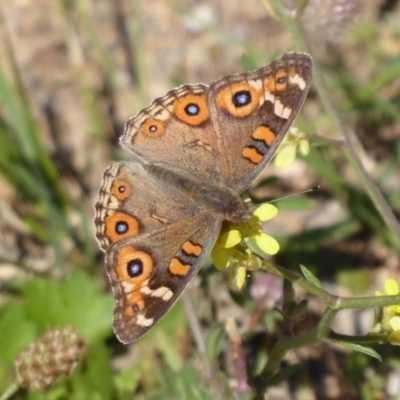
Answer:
top-left (209, 52), bottom-right (313, 193)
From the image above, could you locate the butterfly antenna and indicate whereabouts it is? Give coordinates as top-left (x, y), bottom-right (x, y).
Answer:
top-left (247, 185), bottom-right (320, 209)
top-left (268, 185), bottom-right (320, 204)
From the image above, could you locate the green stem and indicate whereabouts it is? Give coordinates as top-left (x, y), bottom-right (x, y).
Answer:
top-left (263, 260), bottom-right (400, 309)
top-left (317, 307), bottom-right (338, 339)
top-left (257, 259), bottom-right (399, 390)
top-left (262, 261), bottom-right (340, 306)
top-left (264, 331), bottom-right (317, 378)
top-left (254, 320), bottom-right (387, 394)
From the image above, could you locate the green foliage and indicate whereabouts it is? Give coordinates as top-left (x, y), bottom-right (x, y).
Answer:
top-left (0, 302), bottom-right (36, 384)
top-left (336, 342), bottom-right (382, 362)
top-left (21, 270), bottom-right (113, 343)
top-left (0, 270), bottom-right (113, 396)
top-left (300, 264), bottom-right (323, 289)
top-left (205, 323), bottom-right (226, 362)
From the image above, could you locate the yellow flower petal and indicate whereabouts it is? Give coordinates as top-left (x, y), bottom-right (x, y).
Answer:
top-left (211, 247), bottom-right (230, 270)
top-left (385, 279), bottom-right (399, 296)
top-left (389, 330), bottom-right (400, 346)
top-left (389, 316), bottom-right (400, 331)
top-left (219, 229), bottom-right (242, 248)
top-left (299, 139), bottom-right (310, 156)
top-left (236, 266), bottom-right (247, 289)
top-left (391, 304), bottom-right (400, 314)
top-left (253, 204), bottom-right (278, 221)
top-left (383, 307), bottom-right (396, 331)
top-left (255, 233), bottom-right (280, 255)
top-left (274, 144), bottom-right (297, 169)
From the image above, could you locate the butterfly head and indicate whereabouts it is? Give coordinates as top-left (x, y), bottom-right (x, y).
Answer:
top-left (224, 197), bottom-right (251, 223)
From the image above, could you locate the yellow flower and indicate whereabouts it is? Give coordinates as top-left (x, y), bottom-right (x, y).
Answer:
top-left (375, 278), bottom-right (400, 345)
top-left (211, 204), bottom-right (280, 289)
top-left (274, 127), bottom-right (310, 169)
top-left (211, 228), bottom-right (242, 270)
top-left (375, 278), bottom-right (400, 313)
top-left (232, 248), bottom-right (262, 289)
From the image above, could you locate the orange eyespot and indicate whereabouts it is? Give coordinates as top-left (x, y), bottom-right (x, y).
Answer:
top-left (216, 82), bottom-right (260, 118)
top-left (111, 180), bottom-right (131, 201)
top-left (105, 212), bottom-right (139, 243)
top-left (141, 119), bottom-right (165, 137)
top-left (117, 247), bottom-right (154, 284)
top-left (173, 94), bottom-right (209, 125)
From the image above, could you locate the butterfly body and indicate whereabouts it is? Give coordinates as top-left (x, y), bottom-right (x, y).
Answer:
top-left (144, 163), bottom-right (250, 222)
top-left (95, 53), bottom-right (313, 343)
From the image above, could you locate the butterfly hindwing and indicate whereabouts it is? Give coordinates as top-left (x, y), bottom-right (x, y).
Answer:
top-left (107, 216), bottom-right (219, 343)
top-left (94, 161), bottom-right (221, 343)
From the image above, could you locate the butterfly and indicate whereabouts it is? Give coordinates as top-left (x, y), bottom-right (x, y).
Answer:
top-left (94, 53), bottom-right (313, 343)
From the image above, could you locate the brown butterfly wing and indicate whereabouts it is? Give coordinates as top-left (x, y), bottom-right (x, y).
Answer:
top-left (208, 52), bottom-right (313, 193)
top-left (121, 84), bottom-right (225, 187)
top-left (120, 53), bottom-right (313, 193)
top-left (94, 162), bottom-right (221, 343)
top-left (95, 53), bottom-right (313, 343)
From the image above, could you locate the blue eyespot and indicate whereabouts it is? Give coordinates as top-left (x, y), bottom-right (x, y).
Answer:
top-left (276, 76), bottom-right (286, 84)
top-left (127, 259), bottom-right (143, 277)
top-left (116, 221), bottom-right (128, 234)
top-left (185, 103), bottom-right (200, 116)
top-left (233, 90), bottom-right (251, 107)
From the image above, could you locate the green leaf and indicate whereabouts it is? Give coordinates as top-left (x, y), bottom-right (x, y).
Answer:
top-left (22, 269), bottom-right (113, 343)
top-left (176, 363), bottom-right (212, 400)
top-left (335, 342), bottom-right (382, 361)
top-left (268, 363), bottom-right (300, 385)
top-left (115, 365), bottom-right (142, 398)
top-left (205, 323), bottom-right (225, 362)
top-left (70, 343), bottom-right (115, 399)
top-left (152, 329), bottom-right (183, 372)
top-left (0, 301), bottom-right (36, 385)
top-left (300, 264), bottom-right (323, 289)
top-left (134, 297), bottom-right (192, 379)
